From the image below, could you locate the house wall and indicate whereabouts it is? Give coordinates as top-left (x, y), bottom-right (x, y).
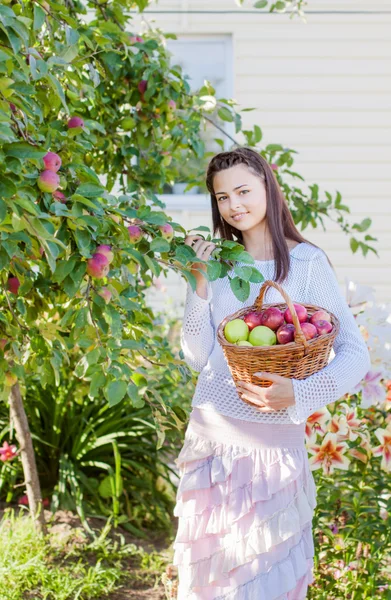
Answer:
top-left (130, 0), bottom-right (391, 311)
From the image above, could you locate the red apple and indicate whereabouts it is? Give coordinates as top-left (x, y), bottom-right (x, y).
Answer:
top-left (43, 151), bottom-right (61, 172)
top-left (243, 311), bottom-right (264, 331)
top-left (86, 253), bottom-right (110, 279)
top-left (284, 303), bottom-right (308, 324)
top-left (313, 320), bottom-right (333, 336)
top-left (96, 244), bottom-right (114, 264)
top-left (37, 170), bottom-right (60, 193)
top-left (310, 310), bottom-right (331, 325)
top-left (7, 277), bottom-right (20, 295)
top-left (300, 322), bottom-right (318, 341)
top-left (260, 307), bottom-right (285, 331)
top-left (53, 190), bottom-right (67, 203)
top-left (128, 225), bottom-right (143, 243)
top-left (158, 222), bottom-right (174, 241)
top-left (68, 116), bottom-right (84, 129)
top-left (276, 323), bottom-right (296, 344)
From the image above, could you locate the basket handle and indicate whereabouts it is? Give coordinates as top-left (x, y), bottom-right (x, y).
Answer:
top-left (254, 280), bottom-right (309, 348)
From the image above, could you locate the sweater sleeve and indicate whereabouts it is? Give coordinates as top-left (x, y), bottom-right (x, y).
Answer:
top-left (180, 280), bottom-right (215, 373)
top-left (287, 250), bottom-right (371, 425)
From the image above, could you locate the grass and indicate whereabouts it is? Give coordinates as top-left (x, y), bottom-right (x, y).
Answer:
top-left (0, 507), bottom-right (177, 600)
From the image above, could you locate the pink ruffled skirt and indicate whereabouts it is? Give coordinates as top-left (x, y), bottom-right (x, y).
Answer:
top-left (172, 407), bottom-right (317, 599)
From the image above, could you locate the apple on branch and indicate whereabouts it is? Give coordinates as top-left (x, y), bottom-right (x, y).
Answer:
top-left (37, 170), bottom-right (60, 193)
top-left (43, 151), bottom-right (61, 172)
top-left (86, 253), bottom-right (110, 279)
top-left (158, 223), bottom-right (174, 242)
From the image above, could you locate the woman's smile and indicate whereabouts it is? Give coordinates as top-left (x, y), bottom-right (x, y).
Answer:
top-left (231, 211), bottom-right (249, 222)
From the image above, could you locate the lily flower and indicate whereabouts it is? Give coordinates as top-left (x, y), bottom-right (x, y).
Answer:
top-left (307, 432), bottom-right (350, 475)
top-left (372, 424), bottom-right (391, 472)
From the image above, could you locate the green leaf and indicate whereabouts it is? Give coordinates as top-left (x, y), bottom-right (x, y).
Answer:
top-left (235, 251), bottom-right (255, 264)
top-left (0, 199), bottom-right (7, 223)
top-left (150, 238), bottom-right (171, 253)
top-left (89, 371), bottom-right (106, 399)
top-left (73, 229), bottom-right (91, 256)
top-left (254, 0), bottom-right (268, 7)
top-left (233, 265), bottom-right (253, 281)
top-left (53, 257), bottom-right (77, 284)
top-left (206, 260), bottom-right (221, 281)
top-left (350, 237), bottom-right (359, 253)
top-left (230, 277), bottom-right (250, 302)
top-left (104, 380), bottom-right (127, 407)
top-left (254, 124), bottom-right (262, 143)
top-left (217, 106), bottom-right (233, 122)
top-left (0, 176), bottom-right (16, 198)
top-left (249, 268), bottom-right (264, 284)
top-left (4, 142), bottom-right (46, 159)
top-left (33, 5), bottom-right (46, 30)
top-left (47, 73), bottom-right (68, 111)
top-left (75, 183), bottom-right (105, 198)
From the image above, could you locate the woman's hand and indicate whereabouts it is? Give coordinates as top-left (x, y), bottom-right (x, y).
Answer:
top-left (184, 235), bottom-right (216, 277)
top-left (236, 372), bottom-right (296, 413)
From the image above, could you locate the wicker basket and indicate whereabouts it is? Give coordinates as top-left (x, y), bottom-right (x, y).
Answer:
top-left (217, 280), bottom-right (340, 399)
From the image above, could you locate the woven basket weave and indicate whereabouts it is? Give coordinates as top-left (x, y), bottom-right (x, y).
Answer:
top-left (217, 280), bottom-right (340, 399)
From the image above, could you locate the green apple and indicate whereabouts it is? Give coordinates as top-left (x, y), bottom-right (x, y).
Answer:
top-left (121, 116), bottom-right (136, 131)
top-left (249, 325), bottom-right (277, 346)
top-left (224, 319), bottom-right (249, 343)
top-left (237, 340), bottom-right (253, 346)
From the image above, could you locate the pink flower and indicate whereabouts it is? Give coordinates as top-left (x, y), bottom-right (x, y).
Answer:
top-left (307, 432), bottom-right (350, 475)
top-left (305, 407), bottom-right (331, 442)
top-left (0, 441), bottom-right (18, 462)
top-left (353, 369), bottom-right (385, 408)
top-left (372, 424), bottom-right (391, 472)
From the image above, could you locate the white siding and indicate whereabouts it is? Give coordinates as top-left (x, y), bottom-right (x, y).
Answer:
top-left (131, 0), bottom-right (391, 310)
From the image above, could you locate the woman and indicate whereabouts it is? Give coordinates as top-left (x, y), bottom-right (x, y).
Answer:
top-left (172, 147), bottom-right (371, 599)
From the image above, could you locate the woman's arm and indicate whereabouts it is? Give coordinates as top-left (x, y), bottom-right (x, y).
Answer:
top-left (287, 250), bottom-right (371, 424)
top-left (180, 281), bottom-right (215, 373)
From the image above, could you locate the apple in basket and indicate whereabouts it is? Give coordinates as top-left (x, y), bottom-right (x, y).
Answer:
top-left (284, 303), bottom-right (308, 324)
top-left (260, 307), bottom-right (284, 331)
top-left (237, 340), bottom-right (253, 346)
top-left (300, 322), bottom-right (318, 340)
top-left (313, 320), bottom-right (333, 335)
top-left (224, 318), bottom-right (249, 343)
top-left (243, 311), bottom-right (263, 331)
top-left (248, 326), bottom-right (277, 347)
top-left (276, 323), bottom-right (296, 345)
top-left (310, 310), bottom-right (331, 325)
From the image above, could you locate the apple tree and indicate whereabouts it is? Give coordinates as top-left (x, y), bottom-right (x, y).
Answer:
top-left (0, 0), bottom-right (377, 532)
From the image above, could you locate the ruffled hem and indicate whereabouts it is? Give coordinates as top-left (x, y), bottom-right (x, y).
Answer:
top-left (174, 478), bottom-right (316, 544)
top-left (178, 528), bottom-right (314, 599)
top-left (174, 423), bottom-right (315, 599)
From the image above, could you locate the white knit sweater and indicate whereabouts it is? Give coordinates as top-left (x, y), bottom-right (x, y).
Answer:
top-left (180, 241), bottom-right (371, 424)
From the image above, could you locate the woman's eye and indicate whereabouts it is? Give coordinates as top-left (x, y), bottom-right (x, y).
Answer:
top-left (217, 190), bottom-right (248, 201)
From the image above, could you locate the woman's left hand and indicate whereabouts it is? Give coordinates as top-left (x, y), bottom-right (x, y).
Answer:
top-left (236, 372), bottom-right (296, 412)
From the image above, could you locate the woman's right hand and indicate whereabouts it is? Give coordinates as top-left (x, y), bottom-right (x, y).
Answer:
top-left (184, 235), bottom-right (217, 299)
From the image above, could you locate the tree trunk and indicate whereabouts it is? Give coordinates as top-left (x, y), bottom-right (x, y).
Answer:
top-left (8, 381), bottom-right (47, 535)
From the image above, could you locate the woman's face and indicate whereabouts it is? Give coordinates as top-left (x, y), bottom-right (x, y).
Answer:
top-left (213, 164), bottom-right (267, 233)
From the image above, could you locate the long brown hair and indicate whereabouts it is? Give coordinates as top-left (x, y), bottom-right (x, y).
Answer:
top-left (206, 146), bottom-right (322, 283)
